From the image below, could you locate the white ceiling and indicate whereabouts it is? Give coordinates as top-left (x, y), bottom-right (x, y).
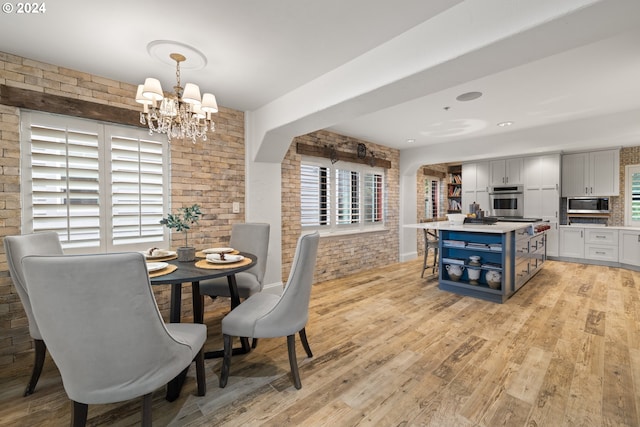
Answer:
top-left (1, 0), bottom-right (639, 159)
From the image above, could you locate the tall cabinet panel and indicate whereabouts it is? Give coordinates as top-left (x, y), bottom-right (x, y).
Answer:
top-left (462, 161), bottom-right (490, 214)
top-left (523, 154), bottom-right (560, 256)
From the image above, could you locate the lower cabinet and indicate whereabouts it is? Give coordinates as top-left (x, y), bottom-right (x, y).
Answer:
top-left (584, 228), bottom-right (618, 262)
top-left (559, 226), bottom-right (621, 265)
top-left (619, 230), bottom-right (640, 267)
top-left (559, 227), bottom-right (585, 258)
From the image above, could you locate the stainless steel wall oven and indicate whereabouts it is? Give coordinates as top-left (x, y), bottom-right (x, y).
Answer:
top-left (489, 185), bottom-right (524, 217)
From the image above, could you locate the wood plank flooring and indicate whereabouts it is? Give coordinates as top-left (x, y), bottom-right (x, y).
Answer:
top-left (1, 258), bottom-right (639, 426)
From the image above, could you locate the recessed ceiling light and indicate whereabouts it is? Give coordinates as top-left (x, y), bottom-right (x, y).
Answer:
top-left (497, 121), bottom-right (514, 127)
top-left (456, 91), bottom-right (482, 102)
top-left (406, 139), bottom-right (415, 143)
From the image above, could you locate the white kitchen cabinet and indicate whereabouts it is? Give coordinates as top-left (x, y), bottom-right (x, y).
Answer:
top-left (561, 149), bottom-right (620, 197)
top-left (524, 154), bottom-right (560, 257)
top-left (619, 230), bottom-right (640, 267)
top-left (461, 161), bottom-right (490, 213)
top-left (559, 227), bottom-right (585, 258)
top-left (584, 228), bottom-right (618, 262)
top-left (560, 226), bottom-right (620, 262)
top-left (524, 154), bottom-right (560, 219)
top-left (545, 222), bottom-right (559, 257)
top-left (490, 157), bottom-right (523, 186)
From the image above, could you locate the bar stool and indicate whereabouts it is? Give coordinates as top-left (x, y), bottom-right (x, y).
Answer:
top-left (421, 228), bottom-right (439, 278)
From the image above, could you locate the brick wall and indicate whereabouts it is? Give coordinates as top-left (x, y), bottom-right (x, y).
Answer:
top-left (281, 131), bottom-right (400, 283)
top-left (0, 51), bottom-right (245, 369)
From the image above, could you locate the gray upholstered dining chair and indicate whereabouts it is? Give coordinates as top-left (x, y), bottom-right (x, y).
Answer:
top-left (199, 222), bottom-right (270, 303)
top-left (4, 231), bottom-right (63, 396)
top-left (21, 252), bottom-right (206, 427)
top-left (219, 231), bottom-right (320, 390)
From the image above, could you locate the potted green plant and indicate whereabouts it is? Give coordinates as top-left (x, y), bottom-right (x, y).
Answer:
top-left (160, 204), bottom-right (202, 261)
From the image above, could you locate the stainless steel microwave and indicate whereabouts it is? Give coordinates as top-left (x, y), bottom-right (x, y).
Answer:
top-left (567, 197), bottom-right (610, 214)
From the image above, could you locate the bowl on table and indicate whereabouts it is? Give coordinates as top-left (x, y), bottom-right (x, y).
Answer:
top-left (447, 214), bottom-right (466, 226)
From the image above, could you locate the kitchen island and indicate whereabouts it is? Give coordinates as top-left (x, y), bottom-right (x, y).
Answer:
top-left (408, 221), bottom-right (547, 303)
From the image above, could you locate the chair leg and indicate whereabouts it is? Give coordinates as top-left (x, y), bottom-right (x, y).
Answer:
top-left (141, 393), bottom-right (152, 427)
top-left (24, 339), bottom-right (46, 396)
top-left (251, 338), bottom-right (258, 349)
top-left (194, 348), bottom-right (206, 396)
top-left (299, 328), bottom-right (313, 358)
top-left (71, 401), bottom-right (88, 427)
top-left (421, 246), bottom-right (428, 278)
top-left (287, 334), bottom-right (302, 389)
top-left (432, 247), bottom-right (439, 274)
top-left (219, 334), bottom-right (233, 388)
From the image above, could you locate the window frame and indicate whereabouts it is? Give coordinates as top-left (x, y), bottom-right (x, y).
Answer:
top-left (625, 164), bottom-right (640, 227)
top-left (301, 156), bottom-right (386, 234)
top-left (20, 110), bottom-right (170, 254)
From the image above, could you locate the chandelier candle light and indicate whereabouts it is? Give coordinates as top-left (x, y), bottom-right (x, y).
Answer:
top-left (136, 53), bottom-right (218, 143)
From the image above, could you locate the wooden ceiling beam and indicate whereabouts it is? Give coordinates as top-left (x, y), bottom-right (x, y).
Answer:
top-left (0, 84), bottom-right (143, 128)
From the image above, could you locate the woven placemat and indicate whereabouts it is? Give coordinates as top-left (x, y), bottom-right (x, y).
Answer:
top-left (195, 257), bottom-right (252, 270)
top-left (148, 264), bottom-right (178, 278)
top-left (196, 249), bottom-right (240, 258)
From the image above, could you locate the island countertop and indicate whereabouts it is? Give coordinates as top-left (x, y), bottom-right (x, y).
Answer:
top-left (404, 221), bottom-right (531, 234)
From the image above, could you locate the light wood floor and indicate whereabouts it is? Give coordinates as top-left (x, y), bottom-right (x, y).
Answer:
top-left (1, 258), bottom-right (639, 426)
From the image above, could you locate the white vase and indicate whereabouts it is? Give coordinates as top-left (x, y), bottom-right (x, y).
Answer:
top-left (468, 268), bottom-right (481, 285)
top-left (445, 264), bottom-right (464, 281)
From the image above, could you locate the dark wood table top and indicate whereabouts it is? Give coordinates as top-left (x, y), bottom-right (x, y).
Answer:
top-left (149, 251), bottom-right (256, 285)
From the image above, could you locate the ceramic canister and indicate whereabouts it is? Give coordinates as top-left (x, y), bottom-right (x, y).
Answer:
top-left (468, 268), bottom-right (481, 284)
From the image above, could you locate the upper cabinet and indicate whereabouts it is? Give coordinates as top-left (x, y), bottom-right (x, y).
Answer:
top-left (461, 161), bottom-right (490, 213)
top-left (489, 157), bottom-right (523, 186)
top-left (561, 149), bottom-right (620, 197)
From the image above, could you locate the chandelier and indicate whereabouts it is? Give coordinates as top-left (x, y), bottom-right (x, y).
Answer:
top-left (136, 53), bottom-right (218, 143)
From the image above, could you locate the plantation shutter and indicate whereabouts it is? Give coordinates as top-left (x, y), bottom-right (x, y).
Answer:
top-left (364, 171), bottom-right (383, 223)
top-left (21, 111), bottom-right (169, 253)
top-left (28, 121), bottom-right (101, 250)
top-left (301, 163), bottom-right (329, 226)
top-left (109, 131), bottom-right (165, 247)
top-left (630, 167), bottom-right (640, 225)
top-left (336, 169), bottom-right (359, 225)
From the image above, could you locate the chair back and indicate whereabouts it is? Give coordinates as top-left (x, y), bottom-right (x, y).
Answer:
top-left (254, 232), bottom-right (319, 337)
top-left (4, 232), bottom-right (63, 339)
top-left (22, 252), bottom-right (198, 404)
top-left (423, 228), bottom-right (439, 249)
top-left (230, 223), bottom-right (270, 285)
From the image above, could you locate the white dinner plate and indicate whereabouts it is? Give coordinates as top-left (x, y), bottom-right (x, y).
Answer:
top-left (206, 254), bottom-right (244, 264)
top-left (141, 250), bottom-right (176, 259)
top-left (146, 262), bottom-right (169, 272)
top-left (202, 247), bottom-right (234, 254)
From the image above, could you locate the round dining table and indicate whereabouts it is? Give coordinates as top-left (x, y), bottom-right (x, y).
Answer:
top-left (148, 251), bottom-right (256, 401)
top-left (149, 251), bottom-right (256, 324)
